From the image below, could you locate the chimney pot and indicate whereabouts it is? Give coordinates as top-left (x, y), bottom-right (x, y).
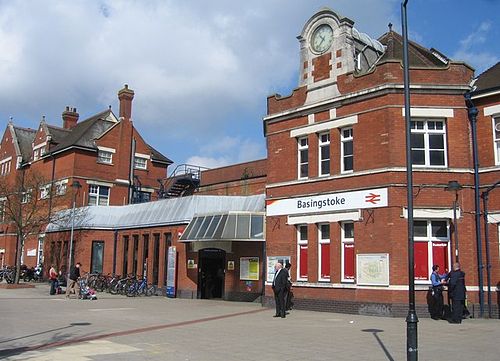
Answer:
top-left (62, 106), bottom-right (79, 130)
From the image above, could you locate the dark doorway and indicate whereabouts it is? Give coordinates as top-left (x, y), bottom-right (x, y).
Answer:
top-left (198, 249), bottom-right (225, 299)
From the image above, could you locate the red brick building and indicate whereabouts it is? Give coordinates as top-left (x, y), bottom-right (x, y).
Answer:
top-left (0, 85), bottom-right (172, 270)
top-left (3, 7), bottom-right (498, 319)
top-left (263, 9), bottom-right (499, 317)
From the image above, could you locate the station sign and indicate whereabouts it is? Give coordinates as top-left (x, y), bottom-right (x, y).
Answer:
top-left (266, 188), bottom-right (388, 216)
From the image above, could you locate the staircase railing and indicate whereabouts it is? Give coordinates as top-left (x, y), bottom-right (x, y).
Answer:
top-left (158, 164), bottom-right (207, 198)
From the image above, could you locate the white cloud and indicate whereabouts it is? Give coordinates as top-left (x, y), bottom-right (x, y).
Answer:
top-left (452, 21), bottom-right (499, 73)
top-left (184, 155), bottom-right (231, 169)
top-left (186, 136), bottom-right (265, 169)
top-left (0, 0), bottom-right (397, 165)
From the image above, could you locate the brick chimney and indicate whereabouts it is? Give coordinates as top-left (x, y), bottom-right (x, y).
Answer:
top-left (118, 84), bottom-right (134, 120)
top-left (62, 106), bottom-right (79, 129)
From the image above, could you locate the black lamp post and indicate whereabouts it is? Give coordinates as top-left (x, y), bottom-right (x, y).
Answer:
top-left (401, 1), bottom-right (418, 360)
top-left (67, 180), bottom-right (82, 276)
top-left (445, 180), bottom-right (462, 262)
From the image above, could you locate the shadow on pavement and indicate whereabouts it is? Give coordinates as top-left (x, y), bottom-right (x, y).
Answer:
top-left (361, 328), bottom-right (394, 361)
top-left (0, 322), bottom-right (93, 359)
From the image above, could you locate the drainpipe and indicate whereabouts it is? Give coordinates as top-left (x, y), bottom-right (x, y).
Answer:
top-left (113, 230), bottom-right (118, 275)
top-left (261, 239), bottom-right (267, 307)
top-left (47, 154), bottom-right (56, 219)
top-left (481, 180), bottom-right (499, 318)
top-left (129, 137), bottom-right (136, 204)
top-left (465, 92), bottom-right (484, 317)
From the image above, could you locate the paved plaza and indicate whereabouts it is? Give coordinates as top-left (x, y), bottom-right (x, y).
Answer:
top-left (0, 284), bottom-right (499, 361)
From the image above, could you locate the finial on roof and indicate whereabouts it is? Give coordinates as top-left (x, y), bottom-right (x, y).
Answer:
top-left (42, 115), bottom-right (46, 122)
top-left (9, 116), bottom-right (13, 123)
top-left (388, 23), bottom-right (393, 32)
top-left (109, 105), bottom-right (112, 110)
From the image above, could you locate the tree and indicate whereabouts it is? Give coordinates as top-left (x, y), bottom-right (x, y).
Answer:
top-left (0, 169), bottom-right (78, 283)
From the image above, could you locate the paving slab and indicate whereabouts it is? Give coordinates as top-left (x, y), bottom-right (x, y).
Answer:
top-left (0, 284), bottom-right (499, 360)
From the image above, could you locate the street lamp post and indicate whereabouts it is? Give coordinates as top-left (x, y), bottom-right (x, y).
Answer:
top-left (67, 180), bottom-right (81, 278)
top-left (401, 1), bottom-right (418, 360)
top-left (445, 181), bottom-right (462, 262)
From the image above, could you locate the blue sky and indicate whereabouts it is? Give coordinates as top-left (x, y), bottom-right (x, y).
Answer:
top-left (0, 0), bottom-right (498, 173)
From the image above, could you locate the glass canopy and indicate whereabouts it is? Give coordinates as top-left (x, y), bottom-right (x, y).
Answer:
top-left (179, 212), bottom-right (265, 242)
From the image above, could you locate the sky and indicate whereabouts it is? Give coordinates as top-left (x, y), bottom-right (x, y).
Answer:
top-left (0, 0), bottom-right (498, 173)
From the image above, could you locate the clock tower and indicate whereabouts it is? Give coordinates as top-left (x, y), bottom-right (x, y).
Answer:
top-left (297, 8), bottom-right (384, 105)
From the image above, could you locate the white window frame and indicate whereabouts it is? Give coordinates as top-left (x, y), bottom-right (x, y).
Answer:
top-left (297, 224), bottom-right (308, 281)
top-left (0, 197), bottom-right (5, 222)
top-left (21, 189), bottom-right (32, 204)
top-left (341, 222), bottom-right (355, 283)
top-left (318, 223), bottom-right (331, 281)
top-left (88, 184), bottom-right (110, 206)
top-left (410, 118), bottom-right (447, 168)
top-left (97, 150), bottom-right (113, 164)
top-left (39, 184), bottom-right (50, 199)
top-left (318, 132), bottom-right (330, 176)
top-left (341, 127), bottom-right (353, 173)
top-left (297, 137), bottom-right (309, 179)
top-left (493, 116), bottom-right (500, 166)
top-left (0, 157), bottom-right (12, 176)
top-left (55, 179), bottom-right (68, 196)
top-left (134, 156), bottom-right (148, 170)
top-left (413, 219), bottom-right (451, 284)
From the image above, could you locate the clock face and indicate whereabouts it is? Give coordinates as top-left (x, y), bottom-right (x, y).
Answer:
top-left (311, 24), bottom-right (333, 53)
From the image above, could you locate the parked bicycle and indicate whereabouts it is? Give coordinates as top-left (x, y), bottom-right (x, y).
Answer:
top-left (126, 276), bottom-right (157, 297)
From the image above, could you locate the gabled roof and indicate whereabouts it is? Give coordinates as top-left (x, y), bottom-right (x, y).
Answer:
top-left (46, 125), bottom-right (70, 144)
top-left (49, 109), bottom-right (117, 154)
top-left (377, 30), bottom-right (450, 68)
top-left (472, 62), bottom-right (500, 94)
top-left (147, 143), bottom-right (173, 164)
top-left (10, 124), bottom-right (36, 163)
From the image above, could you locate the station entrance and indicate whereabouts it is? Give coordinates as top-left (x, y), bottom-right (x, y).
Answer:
top-left (198, 248), bottom-right (225, 299)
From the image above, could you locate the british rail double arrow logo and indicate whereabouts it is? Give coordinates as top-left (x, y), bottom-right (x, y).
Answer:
top-left (364, 193), bottom-right (381, 204)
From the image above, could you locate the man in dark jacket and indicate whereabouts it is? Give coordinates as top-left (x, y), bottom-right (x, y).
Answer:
top-left (448, 262), bottom-right (466, 323)
top-left (272, 262), bottom-right (288, 318)
top-left (66, 262), bottom-right (81, 299)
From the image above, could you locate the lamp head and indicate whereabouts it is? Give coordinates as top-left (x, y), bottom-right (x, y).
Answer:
top-left (445, 180), bottom-right (462, 192)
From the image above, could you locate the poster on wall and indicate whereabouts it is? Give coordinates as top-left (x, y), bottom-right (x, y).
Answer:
top-left (166, 246), bottom-right (177, 298)
top-left (356, 253), bottom-right (390, 286)
top-left (239, 257), bottom-right (259, 281)
top-left (266, 256), bottom-right (291, 283)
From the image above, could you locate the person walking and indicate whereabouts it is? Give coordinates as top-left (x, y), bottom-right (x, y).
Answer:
top-left (429, 265), bottom-right (446, 319)
top-left (66, 262), bottom-right (81, 299)
top-left (448, 262), bottom-right (466, 323)
top-left (272, 262), bottom-right (288, 318)
top-left (49, 265), bottom-right (58, 295)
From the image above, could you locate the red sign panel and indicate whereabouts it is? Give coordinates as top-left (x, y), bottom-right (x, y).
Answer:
top-left (343, 243), bottom-right (355, 279)
top-left (320, 243), bottom-right (330, 279)
top-left (432, 242), bottom-right (449, 273)
top-left (414, 242), bottom-right (429, 280)
top-left (299, 245), bottom-right (308, 279)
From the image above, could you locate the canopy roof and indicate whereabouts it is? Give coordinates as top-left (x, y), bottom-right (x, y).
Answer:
top-left (46, 194), bottom-right (265, 231)
top-left (179, 212), bottom-right (265, 242)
